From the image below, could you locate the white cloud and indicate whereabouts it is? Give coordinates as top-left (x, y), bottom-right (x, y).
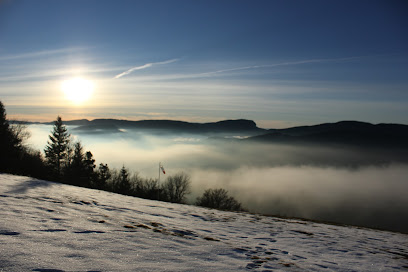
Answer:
top-left (114, 58), bottom-right (179, 79)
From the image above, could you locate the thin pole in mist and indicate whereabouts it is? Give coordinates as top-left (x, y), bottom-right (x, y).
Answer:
top-left (158, 162), bottom-right (165, 200)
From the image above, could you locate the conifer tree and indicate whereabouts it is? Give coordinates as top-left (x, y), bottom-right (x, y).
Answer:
top-left (96, 163), bottom-right (111, 189)
top-left (65, 141), bottom-right (85, 185)
top-left (83, 151), bottom-right (96, 186)
top-left (116, 166), bottom-right (131, 194)
top-left (1, 100), bottom-right (46, 176)
top-left (63, 141), bottom-right (96, 187)
top-left (0, 101), bottom-right (12, 171)
top-left (0, 101), bottom-right (22, 152)
top-left (0, 101), bottom-right (10, 138)
top-left (0, 101), bottom-right (23, 172)
top-left (44, 116), bottom-right (71, 180)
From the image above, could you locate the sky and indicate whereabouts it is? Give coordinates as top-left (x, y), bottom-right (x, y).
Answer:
top-left (0, 0), bottom-right (407, 128)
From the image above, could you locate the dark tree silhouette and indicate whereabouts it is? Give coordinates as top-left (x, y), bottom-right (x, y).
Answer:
top-left (65, 141), bottom-right (84, 185)
top-left (83, 151), bottom-right (96, 184)
top-left (132, 174), bottom-right (160, 200)
top-left (115, 166), bottom-right (132, 195)
top-left (18, 148), bottom-right (47, 179)
top-left (0, 101), bottom-right (31, 173)
top-left (162, 172), bottom-right (191, 203)
top-left (0, 101), bottom-right (12, 170)
top-left (64, 142), bottom-right (97, 187)
top-left (0, 101), bottom-right (12, 143)
top-left (0, 101), bottom-right (47, 177)
top-left (44, 116), bottom-right (71, 180)
top-left (196, 188), bottom-right (243, 211)
top-left (0, 101), bottom-right (18, 172)
top-left (144, 178), bottom-right (160, 199)
top-left (95, 163), bottom-right (111, 189)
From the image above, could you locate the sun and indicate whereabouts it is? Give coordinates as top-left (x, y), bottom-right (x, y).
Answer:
top-left (61, 77), bottom-right (94, 104)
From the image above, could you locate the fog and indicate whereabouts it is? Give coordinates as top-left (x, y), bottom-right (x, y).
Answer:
top-left (27, 124), bottom-right (408, 232)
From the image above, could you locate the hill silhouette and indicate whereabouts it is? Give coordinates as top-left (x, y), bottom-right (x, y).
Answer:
top-left (22, 118), bottom-right (264, 135)
top-left (248, 121), bottom-right (408, 148)
top-left (17, 118), bottom-right (408, 148)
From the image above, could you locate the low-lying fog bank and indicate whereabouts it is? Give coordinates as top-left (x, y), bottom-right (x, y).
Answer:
top-left (27, 124), bottom-right (408, 232)
top-left (189, 165), bottom-right (408, 233)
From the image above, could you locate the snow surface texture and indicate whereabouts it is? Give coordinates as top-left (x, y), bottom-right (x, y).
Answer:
top-left (1, 174), bottom-right (407, 271)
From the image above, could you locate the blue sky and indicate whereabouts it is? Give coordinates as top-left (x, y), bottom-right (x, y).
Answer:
top-left (0, 0), bottom-right (407, 128)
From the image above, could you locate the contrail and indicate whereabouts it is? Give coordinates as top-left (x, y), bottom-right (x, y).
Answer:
top-left (197, 56), bottom-right (363, 77)
top-left (114, 58), bottom-right (179, 79)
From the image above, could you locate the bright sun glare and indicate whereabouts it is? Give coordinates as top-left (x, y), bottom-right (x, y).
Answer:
top-left (61, 77), bottom-right (94, 104)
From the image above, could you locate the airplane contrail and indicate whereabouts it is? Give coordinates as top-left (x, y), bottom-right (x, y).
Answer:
top-left (197, 56), bottom-right (363, 77)
top-left (114, 58), bottom-right (179, 79)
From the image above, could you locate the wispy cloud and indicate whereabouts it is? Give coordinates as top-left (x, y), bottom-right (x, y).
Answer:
top-left (197, 56), bottom-right (363, 77)
top-left (0, 65), bottom-right (119, 83)
top-left (117, 56), bottom-right (365, 82)
top-left (0, 47), bottom-right (87, 61)
top-left (114, 59), bottom-right (179, 79)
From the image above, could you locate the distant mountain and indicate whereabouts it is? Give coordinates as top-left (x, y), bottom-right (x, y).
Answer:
top-left (18, 118), bottom-right (265, 135)
top-left (17, 119), bottom-right (408, 147)
top-left (248, 121), bottom-right (408, 148)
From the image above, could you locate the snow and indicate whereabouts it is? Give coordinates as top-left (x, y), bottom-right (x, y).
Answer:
top-left (1, 174), bottom-right (407, 271)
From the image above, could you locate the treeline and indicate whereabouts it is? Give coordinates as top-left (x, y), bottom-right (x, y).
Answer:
top-left (0, 101), bottom-right (244, 211)
top-left (0, 101), bottom-right (46, 178)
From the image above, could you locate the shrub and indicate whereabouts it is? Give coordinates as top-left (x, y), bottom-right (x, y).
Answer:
top-left (196, 188), bottom-right (243, 211)
top-left (162, 172), bottom-right (191, 203)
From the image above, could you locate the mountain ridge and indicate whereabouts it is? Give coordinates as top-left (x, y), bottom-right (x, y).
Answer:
top-left (17, 118), bottom-right (264, 134)
top-left (15, 118), bottom-right (408, 147)
top-left (15, 118), bottom-right (408, 130)
top-left (249, 120), bottom-right (408, 147)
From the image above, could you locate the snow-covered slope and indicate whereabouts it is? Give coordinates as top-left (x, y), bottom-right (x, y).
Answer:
top-left (1, 174), bottom-right (407, 271)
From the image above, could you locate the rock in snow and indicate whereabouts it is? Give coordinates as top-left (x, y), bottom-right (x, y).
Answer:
top-left (0, 173), bottom-right (407, 271)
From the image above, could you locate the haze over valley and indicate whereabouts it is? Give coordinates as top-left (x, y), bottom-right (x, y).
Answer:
top-left (25, 119), bottom-right (408, 233)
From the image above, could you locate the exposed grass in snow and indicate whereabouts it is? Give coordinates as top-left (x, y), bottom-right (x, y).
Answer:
top-left (1, 173), bottom-right (407, 271)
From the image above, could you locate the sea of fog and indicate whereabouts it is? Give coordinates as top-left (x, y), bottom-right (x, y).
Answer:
top-left (26, 124), bottom-right (408, 233)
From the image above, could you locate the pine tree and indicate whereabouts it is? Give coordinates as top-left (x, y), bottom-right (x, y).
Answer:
top-left (72, 142), bottom-right (85, 167)
top-left (0, 101), bottom-right (12, 171)
top-left (1, 100), bottom-right (46, 176)
top-left (0, 101), bottom-right (10, 138)
top-left (96, 163), bottom-right (111, 189)
top-left (65, 141), bottom-right (85, 185)
top-left (83, 151), bottom-right (96, 187)
top-left (0, 101), bottom-right (23, 172)
top-left (44, 116), bottom-right (71, 180)
top-left (0, 101), bottom-right (21, 152)
top-left (63, 141), bottom-right (96, 187)
top-left (116, 166), bottom-right (132, 194)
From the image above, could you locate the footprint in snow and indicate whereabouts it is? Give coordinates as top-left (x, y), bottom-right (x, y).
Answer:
top-left (34, 229), bottom-right (67, 232)
top-left (36, 207), bottom-right (55, 213)
top-left (190, 214), bottom-right (209, 221)
top-left (32, 269), bottom-right (65, 272)
top-left (74, 230), bottom-right (105, 234)
top-left (290, 230), bottom-right (313, 236)
top-left (233, 247), bottom-right (250, 253)
top-left (0, 230), bottom-right (20, 235)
